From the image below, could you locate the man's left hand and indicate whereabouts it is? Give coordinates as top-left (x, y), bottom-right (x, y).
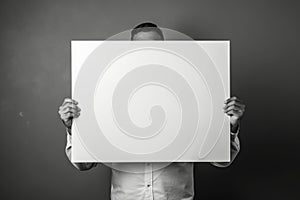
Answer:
top-left (223, 96), bottom-right (245, 133)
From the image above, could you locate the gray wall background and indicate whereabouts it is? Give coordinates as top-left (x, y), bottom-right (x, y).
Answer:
top-left (0, 0), bottom-right (299, 199)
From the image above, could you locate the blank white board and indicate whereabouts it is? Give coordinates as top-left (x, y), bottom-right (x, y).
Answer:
top-left (71, 41), bottom-right (230, 162)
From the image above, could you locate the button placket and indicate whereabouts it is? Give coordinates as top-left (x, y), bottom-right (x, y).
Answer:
top-left (144, 163), bottom-right (154, 200)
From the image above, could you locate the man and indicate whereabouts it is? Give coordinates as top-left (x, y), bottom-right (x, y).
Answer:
top-left (58, 22), bottom-right (246, 200)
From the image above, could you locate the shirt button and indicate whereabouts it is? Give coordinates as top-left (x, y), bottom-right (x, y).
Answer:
top-left (147, 184), bottom-right (150, 187)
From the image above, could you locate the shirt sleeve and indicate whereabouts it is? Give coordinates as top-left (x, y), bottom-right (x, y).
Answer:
top-left (210, 126), bottom-right (241, 168)
top-left (65, 128), bottom-right (98, 170)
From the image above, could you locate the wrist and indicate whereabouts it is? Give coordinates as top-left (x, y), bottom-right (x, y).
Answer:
top-left (66, 126), bottom-right (72, 135)
top-left (230, 120), bottom-right (240, 134)
top-left (61, 119), bottom-right (72, 135)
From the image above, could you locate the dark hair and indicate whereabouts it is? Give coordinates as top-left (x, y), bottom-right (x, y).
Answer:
top-left (131, 22), bottom-right (164, 40)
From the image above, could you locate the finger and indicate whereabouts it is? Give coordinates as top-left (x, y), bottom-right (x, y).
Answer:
top-left (224, 101), bottom-right (245, 109)
top-left (60, 103), bottom-right (81, 112)
top-left (58, 105), bottom-right (79, 115)
top-left (224, 96), bottom-right (238, 103)
top-left (224, 96), bottom-right (243, 103)
top-left (61, 113), bottom-right (72, 121)
top-left (224, 105), bottom-right (244, 112)
top-left (62, 112), bottom-right (80, 120)
top-left (224, 106), bottom-right (244, 113)
top-left (70, 112), bottom-right (80, 118)
top-left (59, 107), bottom-right (81, 115)
top-left (62, 98), bottom-right (78, 106)
top-left (224, 96), bottom-right (237, 103)
top-left (59, 110), bottom-right (71, 120)
top-left (224, 110), bottom-right (241, 116)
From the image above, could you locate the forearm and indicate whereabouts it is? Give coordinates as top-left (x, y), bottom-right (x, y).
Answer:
top-left (65, 145), bottom-right (97, 171)
top-left (210, 123), bottom-right (241, 168)
top-left (65, 129), bottom-right (97, 171)
top-left (211, 134), bottom-right (240, 167)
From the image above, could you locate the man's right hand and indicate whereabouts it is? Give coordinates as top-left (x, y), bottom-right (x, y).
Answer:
top-left (58, 98), bottom-right (81, 134)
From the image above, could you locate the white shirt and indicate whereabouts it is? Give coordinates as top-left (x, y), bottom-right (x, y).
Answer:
top-left (65, 130), bottom-right (240, 200)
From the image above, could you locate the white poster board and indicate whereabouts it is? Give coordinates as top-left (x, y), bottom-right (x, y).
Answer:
top-left (71, 41), bottom-right (230, 162)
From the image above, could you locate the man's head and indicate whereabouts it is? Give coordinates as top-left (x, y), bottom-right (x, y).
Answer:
top-left (131, 22), bottom-right (164, 41)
